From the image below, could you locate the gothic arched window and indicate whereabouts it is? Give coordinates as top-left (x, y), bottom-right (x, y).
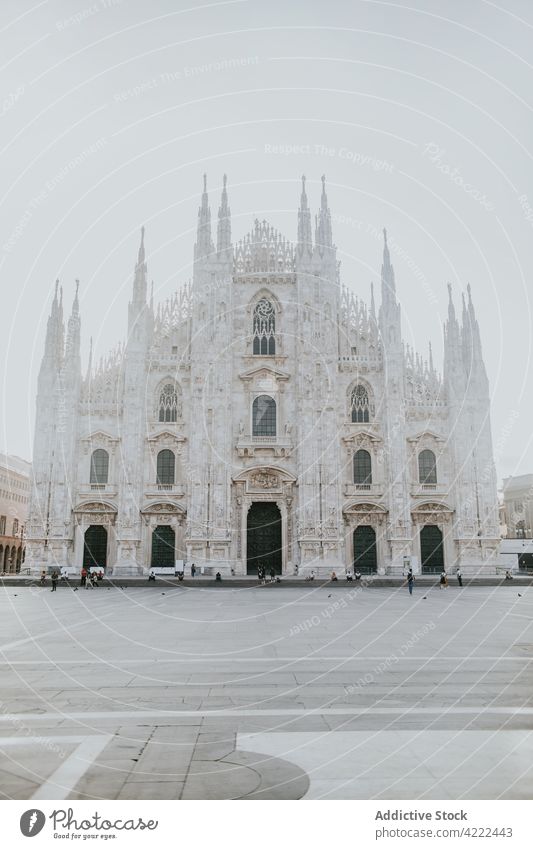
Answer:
top-left (90, 449), bottom-right (109, 484)
top-left (252, 395), bottom-right (276, 437)
top-left (158, 383), bottom-right (178, 422)
top-left (418, 449), bottom-right (437, 484)
top-left (351, 384), bottom-right (370, 423)
top-left (157, 449), bottom-right (175, 486)
top-left (253, 298), bottom-right (276, 355)
top-left (354, 449), bottom-right (372, 486)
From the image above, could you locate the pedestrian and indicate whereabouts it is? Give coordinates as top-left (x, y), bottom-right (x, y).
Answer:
top-left (456, 567), bottom-right (463, 587)
top-left (407, 569), bottom-right (414, 596)
top-left (148, 569), bottom-right (156, 582)
top-left (269, 566), bottom-right (276, 582)
top-left (215, 571), bottom-right (222, 582)
top-left (331, 570), bottom-right (338, 582)
top-left (40, 569), bottom-right (46, 586)
top-left (80, 567), bottom-right (87, 587)
top-left (51, 570), bottom-right (58, 592)
top-left (439, 570), bottom-right (448, 589)
top-left (91, 572), bottom-right (98, 587)
top-left (354, 570), bottom-right (362, 582)
top-left (191, 563), bottom-right (196, 578)
top-left (346, 569), bottom-right (353, 582)
top-left (98, 570), bottom-right (104, 581)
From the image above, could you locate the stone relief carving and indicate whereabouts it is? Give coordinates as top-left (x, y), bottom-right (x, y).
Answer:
top-left (250, 472), bottom-right (279, 490)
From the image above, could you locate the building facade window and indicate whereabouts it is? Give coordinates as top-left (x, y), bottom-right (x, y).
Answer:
top-left (350, 385), bottom-right (371, 423)
top-left (252, 298), bottom-right (276, 355)
top-left (156, 449), bottom-right (175, 486)
top-left (353, 449), bottom-right (372, 486)
top-left (159, 383), bottom-right (178, 422)
top-left (418, 449), bottom-right (437, 484)
top-left (90, 449), bottom-right (109, 485)
top-left (0, 516), bottom-right (5, 535)
top-left (252, 395), bottom-right (276, 437)
top-left (12, 519), bottom-right (19, 536)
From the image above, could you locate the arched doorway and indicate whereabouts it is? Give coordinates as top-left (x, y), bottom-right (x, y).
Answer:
top-left (3, 546), bottom-right (9, 572)
top-left (151, 525), bottom-right (175, 568)
top-left (420, 524), bottom-right (444, 573)
top-left (247, 502), bottom-right (282, 575)
top-left (353, 525), bottom-right (377, 573)
top-left (83, 525), bottom-right (108, 570)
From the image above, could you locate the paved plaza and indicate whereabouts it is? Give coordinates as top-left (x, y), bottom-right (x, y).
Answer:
top-left (0, 582), bottom-right (532, 800)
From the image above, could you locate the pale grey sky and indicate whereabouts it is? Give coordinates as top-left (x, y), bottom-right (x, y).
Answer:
top-left (0, 0), bottom-right (532, 483)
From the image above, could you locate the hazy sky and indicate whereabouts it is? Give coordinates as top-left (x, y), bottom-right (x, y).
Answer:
top-left (0, 0), bottom-right (532, 484)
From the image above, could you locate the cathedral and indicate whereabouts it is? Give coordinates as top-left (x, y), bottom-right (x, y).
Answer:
top-left (26, 176), bottom-right (501, 577)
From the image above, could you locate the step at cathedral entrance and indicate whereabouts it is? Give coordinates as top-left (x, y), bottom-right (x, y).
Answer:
top-left (247, 502), bottom-right (282, 575)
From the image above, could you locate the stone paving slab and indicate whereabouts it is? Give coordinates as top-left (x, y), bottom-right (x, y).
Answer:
top-left (0, 586), bottom-right (532, 799)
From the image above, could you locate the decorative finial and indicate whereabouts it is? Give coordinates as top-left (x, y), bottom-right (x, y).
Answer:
top-left (301, 175), bottom-right (306, 189)
top-left (321, 174), bottom-right (326, 188)
top-left (75, 279), bottom-right (80, 294)
top-left (447, 282), bottom-right (452, 300)
top-left (203, 173), bottom-right (207, 192)
top-left (383, 227), bottom-right (388, 246)
top-left (223, 174), bottom-right (227, 189)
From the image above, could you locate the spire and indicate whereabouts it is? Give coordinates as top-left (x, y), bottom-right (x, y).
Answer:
top-left (40, 280), bottom-right (65, 380)
top-left (447, 282), bottom-right (457, 324)
top-left (138, 225), bottom-right (145, 266)
top-left (370, 281), bottom-right (376, 321)
top-left (315, 174), bottom-right (333, 255)
top-left (443, 283), bottom-right (465, 393)
top-left (465, 284), bottom-right (488, 389)
top-left (194, 173), bottom-right (214, 261)
top-left (86, 336), bottom-right (93, 380)
top-left (381, 228), bottom-right (396, 296)
top-left (65, 280), bottom-right (81, 369)
top-left (297, 175), bottom-right (312, 256)
top-left (132, 226), bottom-right (147, 305)
top-left (461, 289), bottom-right (472, 375)
top-left (217, 173), bottom-right (231, 255)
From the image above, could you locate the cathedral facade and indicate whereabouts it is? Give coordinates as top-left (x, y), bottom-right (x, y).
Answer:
top-left (26, 177), bottom-right (501, 577)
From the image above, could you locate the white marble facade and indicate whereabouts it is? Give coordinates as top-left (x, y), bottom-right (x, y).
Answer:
top-left (26, 176), bottom-right (500, 577)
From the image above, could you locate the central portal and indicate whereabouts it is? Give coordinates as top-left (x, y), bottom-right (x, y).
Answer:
top-left (247, 502), bottom-right (282, 575)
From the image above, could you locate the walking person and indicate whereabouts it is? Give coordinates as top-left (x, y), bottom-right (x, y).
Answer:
top-left (456, 567), bottom-right (463, 587)
top-left (51, 570), bottom-right (58, 592)
top-left (407, 569), bottom-right (415, 596)
top-left (80, 567), bottom-right (87, 587)
top-left (191, 563), bottom-right (196, 578)
top-left (439, 570), bottom-right (448, 589)
top-left (40, 569), bottom-right (46, 586)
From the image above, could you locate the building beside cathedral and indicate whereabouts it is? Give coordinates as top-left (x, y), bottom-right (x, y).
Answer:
top-left (26, 176), bottom-right (500, 577)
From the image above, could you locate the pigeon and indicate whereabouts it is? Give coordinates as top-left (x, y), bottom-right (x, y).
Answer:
top-left (422, 596), bottom-right (427, 600)
top-left (518, 593), bottom-right (522, 598)
top-left (161, 592), bottom-right (166, 595)
top-left (74, 587), bottom-right (78, 592)
top-left (328, 594), bottom-right (332, 598)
